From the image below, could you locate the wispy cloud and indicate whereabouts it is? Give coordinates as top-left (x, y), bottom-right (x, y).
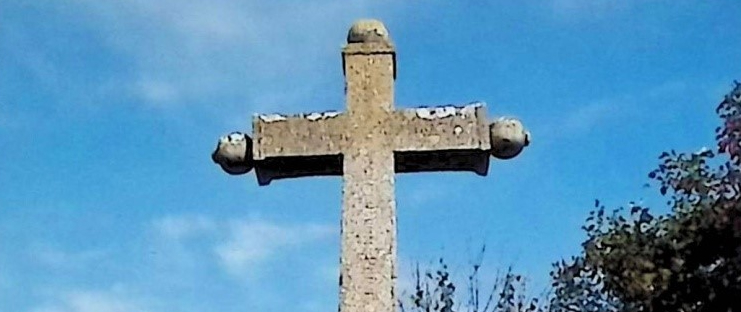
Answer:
top-left (215, 219), bottom-right (334, 278)
top-left (30, 287), bottom-right (154, 312)
top-left (149, 214), bottom-right (334, 279)
top-left (537, 80), bottom-right (688, 143)
top-left (12, 0), bottom-right (402, 112)
top-left (28, 244), bottom-right (108, 271)
top-left (560, 100), bottom-right (619, 135)
top-left (22, 215), bottom-right (338, 311)
top-left (135, 79), bottom-right (180, 105)
top-left (403, 182), bottom-right (444, 209)
top-left (153, 214), bottom-right (216, 240)
top-left (522, 96), bottom-right (628, 150)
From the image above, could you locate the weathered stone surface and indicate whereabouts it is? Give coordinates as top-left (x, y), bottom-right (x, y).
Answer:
top-left (211, 132), bottom-right (253, 175)
top-left (339, 39), bottom-right (397, 312)
top-left (253, 112), bottom-right (345, 159)
top-left (252, 103), bottom-right (492, 184)
top-left (213, 18), bottom-right (530, 312)
top-left (393, 103), bottom-right (489, 152)
top-left (489, 117), bottom-right (530, 159)
top-left (347, 19), bottom-right (390, 44)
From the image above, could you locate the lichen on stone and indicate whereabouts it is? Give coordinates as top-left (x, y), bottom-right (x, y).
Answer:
top-left (413, 103), bottom-right (483, 120)
top-left (306, 112), bottom-right (323, 121)
top-left (304, 111), bottom-right (341, 121)
top-left (258, 114), bottom-right (287, 123)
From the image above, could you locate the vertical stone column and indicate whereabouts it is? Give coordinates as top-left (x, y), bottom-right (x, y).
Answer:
top-left (339, 20), bottom-right (397, 312)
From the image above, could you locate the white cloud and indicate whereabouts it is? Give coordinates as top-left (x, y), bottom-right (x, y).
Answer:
top-left (147, 214), bottom-right (219, 277)
top-left (560, 100), bottom-right (618, 135)
top-left (41, 0), bottom-right (402, 111)
top-left (401, 178), bottom-right (467, 210)
top-left (30, 288), bottom-right (153, 312)
top-left (29, 244), bottom-right (107, 271)
top-left (152, 214), bottom-right (216, 240)
top-left (215, 219), bottom-right (334, 278)
top-left (135, 79), bottom-right (180, 104)
top-left (534, 79), bottom-right (703, 148)
top-left (149, 214), bottom-right (334, 279)
top-left (146, 214), bottom-right (220, 277)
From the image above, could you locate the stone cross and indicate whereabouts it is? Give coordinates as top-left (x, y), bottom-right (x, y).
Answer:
top-left (212, 19), bottom-right (530, 312)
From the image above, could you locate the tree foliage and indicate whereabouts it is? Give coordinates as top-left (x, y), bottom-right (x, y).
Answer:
top-left (550, 81), bottom-right (741, 312)
top-left (402, 81), bottom-right (741, 312)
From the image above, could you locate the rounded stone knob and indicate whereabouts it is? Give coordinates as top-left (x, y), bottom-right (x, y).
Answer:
top-left (489, 117), bottom-right (530, 160)
top-left (347, 19), bottom-right (390, 43)
top-left (212, 132), bottom-right (254, 175)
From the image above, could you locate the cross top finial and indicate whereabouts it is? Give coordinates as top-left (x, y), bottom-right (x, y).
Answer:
top-left (347, 19), bottom-right (390, 43)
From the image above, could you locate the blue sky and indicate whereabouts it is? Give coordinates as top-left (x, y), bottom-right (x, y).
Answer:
top-left (1, 1), bottom-right (740, 311)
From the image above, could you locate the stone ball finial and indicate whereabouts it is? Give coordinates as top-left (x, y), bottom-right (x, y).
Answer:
top-left (489, 117), bottom-right (531, 160)
top-left (347, 19), bottom-right (390, 43)
top-left (212, 132), bottom-right (254, 175)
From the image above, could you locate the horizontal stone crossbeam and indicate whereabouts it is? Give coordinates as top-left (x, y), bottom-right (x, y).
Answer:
top-left (252, 102), bottom-right (491, 185)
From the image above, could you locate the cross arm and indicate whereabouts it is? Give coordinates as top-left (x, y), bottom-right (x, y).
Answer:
top-left (391, 102), bottom-right (492, 175)
top-left (252, 111), bottom-right (346, 185)
top-left (214, 103), bottom-right (529, 184)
